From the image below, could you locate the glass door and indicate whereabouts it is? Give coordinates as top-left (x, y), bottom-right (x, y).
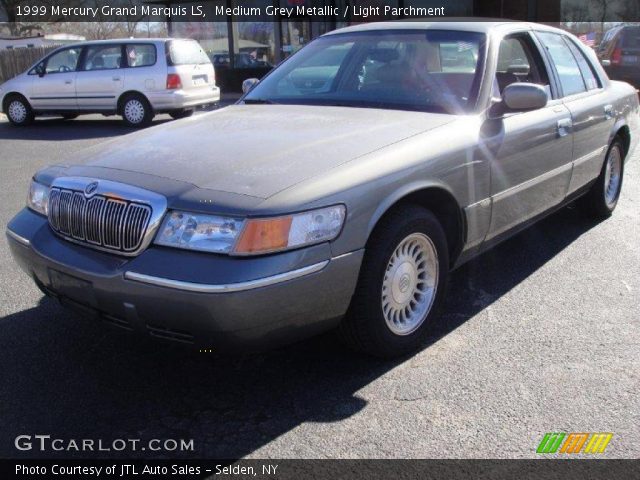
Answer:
top-left (280, 20), bottom-right (311, 59)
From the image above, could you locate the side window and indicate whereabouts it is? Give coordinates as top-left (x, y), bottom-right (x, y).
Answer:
top-left (565, 39), bottom-right (600, 90)
top-left (126, 44), bottom-right (156, 68)
top-left (495, 34), bottom-right (550, 95)
top-left (537, 31), bottom-right (586, 97)
top-left (45, 47), bottom-right (81, 74)
top-left (83, 45), bottom-right (123, 71)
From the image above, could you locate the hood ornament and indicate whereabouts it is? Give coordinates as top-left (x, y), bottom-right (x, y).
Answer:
top-left (84, 181), bottom-right (99, 197)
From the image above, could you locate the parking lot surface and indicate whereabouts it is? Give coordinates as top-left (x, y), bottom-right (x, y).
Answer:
top-left (0, 109), bottom-right (638, 459)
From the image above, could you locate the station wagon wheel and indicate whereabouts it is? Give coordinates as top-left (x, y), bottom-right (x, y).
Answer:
top-left (120, 93), bottom-right (153, 128)
top-left (4, 94), bottom-right (34, 126)
top-left (582, 137), bottom-right (625, 218)
top-left (340, 205), bottom-right (448, 358)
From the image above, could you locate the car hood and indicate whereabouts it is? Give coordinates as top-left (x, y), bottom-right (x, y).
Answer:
top-left (74, 104), bottom-right (455, 199)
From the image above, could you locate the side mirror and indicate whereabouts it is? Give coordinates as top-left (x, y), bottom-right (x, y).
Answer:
top-left (242, 78), bottom-right (259, 94)
top-left (601, 59), bottom-right (611, 67)
top-left (503, 83), bottom-right (548, 111)
top-left (35, 64), bottom-right (45, 77)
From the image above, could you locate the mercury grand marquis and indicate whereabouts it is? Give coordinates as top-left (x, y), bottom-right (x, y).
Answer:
top-left (6, 21), bottom-right (639, 357)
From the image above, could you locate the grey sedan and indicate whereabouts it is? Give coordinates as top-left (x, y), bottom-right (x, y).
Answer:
top-left (6, 21), bottom-right (639, 357)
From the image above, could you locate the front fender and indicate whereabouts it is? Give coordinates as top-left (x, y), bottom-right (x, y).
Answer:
top-left (366, 180), bottom-right (462, 237)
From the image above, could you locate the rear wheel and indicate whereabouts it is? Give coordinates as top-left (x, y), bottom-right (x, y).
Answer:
top-left (582, 138), bottom-right (625, 218)
top-left (4, 94), bottom-right (34, 126)
top-left (120, 93), bottom-right (153, 128)
top-left (339, 205), bottom-right (449, 358)
top-left (169, 108), bottom-right (195, 120)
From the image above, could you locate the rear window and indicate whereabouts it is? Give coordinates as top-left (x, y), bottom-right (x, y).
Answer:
top-left (167, 40), bottom-right (210, 65)
top-left (621, 28), bottom-right (640, 48)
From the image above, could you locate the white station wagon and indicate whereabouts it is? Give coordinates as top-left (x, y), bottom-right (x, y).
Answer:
top-left (0, 38), bottom-right (220, 127)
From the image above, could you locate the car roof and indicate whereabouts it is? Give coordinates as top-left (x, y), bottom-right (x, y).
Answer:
top-left (56, 38), bottom-right (196, 49)
top-left (324, 19), bottom-right (567, 36)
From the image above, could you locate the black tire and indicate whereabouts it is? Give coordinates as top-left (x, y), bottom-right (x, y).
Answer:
top-left (3, 94), bottom-right (34, 126)
top-left (169, 108), bottom-right (195, 120)
top-left (62, 114), bottom-right (79, 120)
top-left (581, 137), bottom-right (625, 218)
top-left (339, 205), bottom-right (449, 358)
top-left (119, 93), bottom-right (153, 128)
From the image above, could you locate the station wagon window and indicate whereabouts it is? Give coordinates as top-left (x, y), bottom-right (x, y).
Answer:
top-left (536, 32), bottom-right (586, 97)
top-left (83, 45), bottom-right (123, 71)
top-left (565, 39), bottom-right (600, 90)
top-left (126, 44), bottom-right (156, 67)
top-left (495, 34), bottom-right (550, 95)
top-left (45, 47), bottom-right (81, 74)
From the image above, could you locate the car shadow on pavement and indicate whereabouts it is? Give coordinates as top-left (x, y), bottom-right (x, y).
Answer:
top-left (0, 117), bottom-right (172, 141)
top-left (0, 204), bottom-right (603, 459)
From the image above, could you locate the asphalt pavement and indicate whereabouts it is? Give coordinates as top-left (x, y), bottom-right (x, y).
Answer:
top-left (0, 107), bottom-right (638, 459)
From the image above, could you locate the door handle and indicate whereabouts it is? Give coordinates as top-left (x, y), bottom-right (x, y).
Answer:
top-left (604, 104), bottom-right (614, 119)
top-left (557, 119), bottom-right (572, 137)
top-left (112, 76), bottom-right (121, 81)
top-left (64, 80), bottom-right (73, 84)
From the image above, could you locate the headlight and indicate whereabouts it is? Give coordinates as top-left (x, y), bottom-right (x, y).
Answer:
top-left (27, 180), bottom-right (49, 216)
top-left (232, 205), bottom-right (346, 255)
top-left (155, 211), bottom-right (244, 254)
top-left (154, 205), bottom-right (346, 255)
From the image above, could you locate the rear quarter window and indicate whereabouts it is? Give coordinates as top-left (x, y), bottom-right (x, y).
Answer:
top-left (167, 40), bottom-right (210, 66)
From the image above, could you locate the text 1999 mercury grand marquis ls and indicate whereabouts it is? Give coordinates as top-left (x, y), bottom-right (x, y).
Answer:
top-left (6, 22), bottom-right (639, 357)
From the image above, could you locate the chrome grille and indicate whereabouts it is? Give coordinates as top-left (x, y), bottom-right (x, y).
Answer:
top-left (48, 187), bottom-right (152, 254)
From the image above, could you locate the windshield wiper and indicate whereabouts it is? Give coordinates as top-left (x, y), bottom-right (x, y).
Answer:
top-left (243, 98), bottom-right (277, 104)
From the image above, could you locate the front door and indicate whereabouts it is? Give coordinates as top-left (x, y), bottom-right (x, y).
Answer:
top-left (484, 33), bottom-right (573, 241)
top-left (30, 46), bottom-right (82, 111)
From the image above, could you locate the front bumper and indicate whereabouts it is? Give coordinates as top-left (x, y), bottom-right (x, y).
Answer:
top-left (6, 208), bottom-right (364, 352)
top-left (147, 86), bottom-right (221, 111)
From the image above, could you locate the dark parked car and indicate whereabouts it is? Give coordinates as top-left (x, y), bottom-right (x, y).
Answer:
top-left (597, 25), bottom-right (640, 88)
top-left (6, 21), bottom-right (639, 358)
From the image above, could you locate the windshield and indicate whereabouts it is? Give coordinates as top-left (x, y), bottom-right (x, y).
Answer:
top-left (167, 39), bottom-right (211, 65)
top-left (244, 30), bottom-right (486, 114)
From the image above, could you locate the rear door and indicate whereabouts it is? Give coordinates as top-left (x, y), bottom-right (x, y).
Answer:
top-left (75, 43), bottom-right (124, 111)
top-left (30, 46), bottom-right (82, 110)
top-left (535, 31), bottom-right (613, 195)
top-left (166, 39), bottom-right (216, 92)
top-left (485, 32), bottom-right (573, 241)
top-left (122, 43), bottom-right (162, 94)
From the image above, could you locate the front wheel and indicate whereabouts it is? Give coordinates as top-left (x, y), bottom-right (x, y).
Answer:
top-left (120, 94), bottom-right (153, 128)
top-left (581, 138), bottom-right (625, 218)
top-left (4, 95), bottom-right (34, 126)
top-left (339, 205), bottom-right (449, 358)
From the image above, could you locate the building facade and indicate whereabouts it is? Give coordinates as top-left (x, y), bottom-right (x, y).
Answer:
top-left (161, 0), bottom-right (563, 90)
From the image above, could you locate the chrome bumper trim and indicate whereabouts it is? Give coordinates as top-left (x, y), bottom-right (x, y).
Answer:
top-left (124, 260), bottom-right (329, 293)
top-left (6, 229), bottom-right (30, 246)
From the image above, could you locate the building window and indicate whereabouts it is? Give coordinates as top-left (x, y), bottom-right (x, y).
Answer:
top-left (231, 1), bottom-right (276, 68)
